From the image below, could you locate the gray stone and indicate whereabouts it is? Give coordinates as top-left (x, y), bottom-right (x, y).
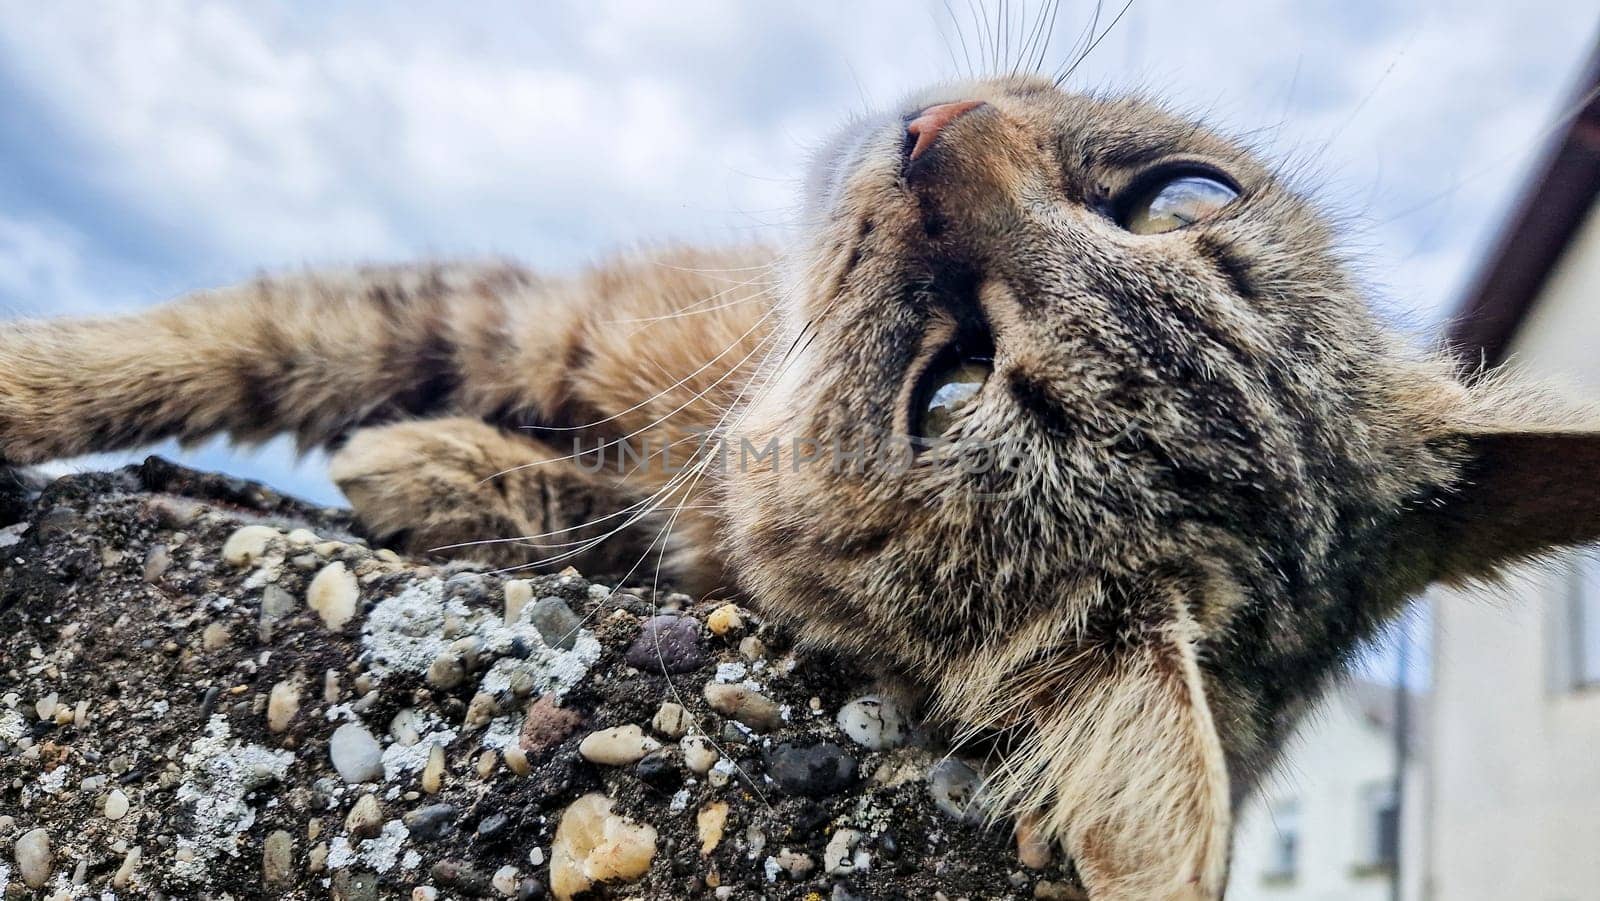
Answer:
top-left (528, 597), bottom-right (582, 650)
top-left (766, 739), bottom-right (858, 798)
top-left (405, 803), bottom-right (461, 843)
top-left (928, 758), bottom-right (985, 823)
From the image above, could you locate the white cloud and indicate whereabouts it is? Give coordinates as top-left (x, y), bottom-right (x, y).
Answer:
top-left (0, 0), bottom-right (1593, 498)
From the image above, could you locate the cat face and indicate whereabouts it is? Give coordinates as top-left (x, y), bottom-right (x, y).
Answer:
top-left (718, 75), bottom-right (1600, 898)
top-left (728, 74), bottom-right (1413, 673)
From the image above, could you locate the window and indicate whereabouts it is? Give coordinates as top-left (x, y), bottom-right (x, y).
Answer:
top-left (1265, 798), bottom-right (1300, 881)
top-left (1359, 782), bottom-right (1399, 869)
top-left (1561, 554), bottom-right (1600, 688)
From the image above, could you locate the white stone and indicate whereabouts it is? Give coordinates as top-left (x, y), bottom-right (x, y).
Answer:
top-left (222, 525), bottom-right (280, 567)
top-left (103, 788), bottom-right (130, 821)
top-left (549, 794), bottom-right (657, 900)
top-left (492, 864), bottom-right (520, 895)
top-left (680, 735), bottom-right (718, 774)
top-left (578, 725), bottom-right (661, 766)
top-left (14, 827), bottom-right (51, 889)
top-left (504, 580), bottom-right (534, 625)
top-left (835, 695), bottom-right (909, 750)
top-left (307, 562), bottom-right (359, 630)
top-left (329, 722), bottom-right (384, 784)
top-left (266, 680), bottom-right (301, 733)
top-left (651, 702), bottom-right (692, 739)
top-left (823, 828), bottom-right (862, 875)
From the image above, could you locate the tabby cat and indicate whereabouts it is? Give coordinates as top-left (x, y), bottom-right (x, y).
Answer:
top-left (3, 73), bottom-right (1596, 900)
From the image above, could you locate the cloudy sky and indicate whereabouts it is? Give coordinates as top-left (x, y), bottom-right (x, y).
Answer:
top-left (0, 0), bottom-right (1596, 505)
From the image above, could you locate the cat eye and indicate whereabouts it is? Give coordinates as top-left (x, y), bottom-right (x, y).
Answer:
top-left (912, 355), bottom-right (992, 441)
top-left (1117, 170), bottom-right (1239, 235)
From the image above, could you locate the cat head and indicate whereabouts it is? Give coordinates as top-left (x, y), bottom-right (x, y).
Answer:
top-left (717, 75), bottom-right (1600, 898)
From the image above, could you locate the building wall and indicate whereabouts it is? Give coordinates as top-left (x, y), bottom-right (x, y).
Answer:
top-left (1425, 200), bottom-right (1600, 901)
top-left (1230, 686), bottom-right (1416, 901)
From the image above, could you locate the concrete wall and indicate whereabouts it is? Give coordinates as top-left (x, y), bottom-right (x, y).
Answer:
top-left (1423, 200), bottom-right (1600, 901)
top-left (1230, 685), bottom-right (1417, 901)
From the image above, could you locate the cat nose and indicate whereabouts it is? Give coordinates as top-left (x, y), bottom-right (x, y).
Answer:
top-left (906, 100), bottom-right (986, 162)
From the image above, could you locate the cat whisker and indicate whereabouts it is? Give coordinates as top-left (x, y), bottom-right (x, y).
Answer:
top-left (490, 293), bottom-right (783, 443)
top-left (940, 0), bottom-right (977, 80)
top-left (1054, 0), bottom-right (1135, 87)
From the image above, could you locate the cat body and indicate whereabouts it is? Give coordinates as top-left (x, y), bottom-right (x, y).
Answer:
top-left (3, 76), bottom-right (1597, 900)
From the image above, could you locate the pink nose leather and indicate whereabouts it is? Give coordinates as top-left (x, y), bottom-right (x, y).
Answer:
top-left (906, 100), bottom-right (985, 161)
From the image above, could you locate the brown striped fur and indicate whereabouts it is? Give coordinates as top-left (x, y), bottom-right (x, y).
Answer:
top-left (4, 76), bottom-right (1599, 899)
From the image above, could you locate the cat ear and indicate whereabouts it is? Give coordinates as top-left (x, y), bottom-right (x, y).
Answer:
top-left (1410, 376), bottom-right (1600, 583)
top-left (972, 611), bottom-right (1231, 901)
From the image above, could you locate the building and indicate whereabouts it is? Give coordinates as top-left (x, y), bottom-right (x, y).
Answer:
top-left (1423, 39), bottom-right (1600, 901)
top-left (1230, 681), bottom-right (1424, 901)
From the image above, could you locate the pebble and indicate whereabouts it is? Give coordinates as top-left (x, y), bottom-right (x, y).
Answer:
top-left (504, 743), bottom-right (531, 776)
top-left (342, 871), bottom-right (381, 901)
top-left (465, 692), bottom-right (499, 728)
top-left (528, 597), bottom-right (582, 651)
top-left (142, 544), bottom-right (171, 582)
top-left (520, 695), bottom-right (584, 750)
top-left (625, 615), bottom-right (705, 674)
top-left (651, 701), bottom-right (692, 739)
top-left (492, 865), bottom-right (520, 896)
top-left (201, 621), bottom-right (231, 651)
top-left (504, 580), bottom-right (534, 625)
top-left (259, 584), bottom-right (298, 641)
top-left (737, 636), bottom-right (766, 661)
top-left (287, 527), bottom-right (320, 546)
top-left (823, 828), bottom-right (862, 875)
top-left (111, 846), bottom-right (141, 890)
top-left (308, 561), bottom-right (360, 630)
top-left (1015, 812), bottom-right (1054, 869)
top-left (579, 724), bottom-right (662, 766)
top-left (775, 848), bottom-right (815, 879)
top-left (705, 603), bottom-right (744, 636)
top-left (404, 803), bottom-right (460, 843)
top-left (702, 683), bottom-right (782, 732)
top-left (390, 708), bottom-right (423, 746)
top-left (432, 859), bottom-right (492, 895)
top-left (345, 793), bottom-right (384, 838)
top-left (635, 750), bottom-right (680, 790)
top-left (697, 801), bottom-right (729, 856)
top-left (103, 788), bottom-right (130, 821)
top-left (477, 812), bottom-right (511, 839)
top-left (412, 888), bottom-right (438, 901)
top-left (263, 829), bottom-right (294, 886)
top-left (549, 794), bottom-right (658, 900)
top-left (836, 694), bottom-right (909, 750)
top-left (929, 758), bottom-right (986, 822)
top-left (516, 877), bottom-right (548, 900)
top-left (766, 739), bottom-right (858, 797)
top-left (422, 745), bottom-right (446, 794)
top-left (426, 649), bottom-right (468, 690)
top-left (15, 827), bottom-right (51, 889)
top-left (267, 679), bottom-right (301, 733)
top-left (222, 524), bottom-right (280, 566)
top-left (329, 722), bottom-right (385, 784)
top-left (680, 735), bottom-right (718, 774)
